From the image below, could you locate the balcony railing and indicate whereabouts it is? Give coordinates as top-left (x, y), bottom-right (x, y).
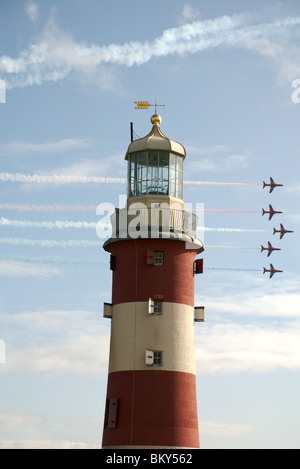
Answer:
top-left (109, 207), bottom-right (198, 241)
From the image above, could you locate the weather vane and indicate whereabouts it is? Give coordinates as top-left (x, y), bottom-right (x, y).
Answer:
top-left (134, 97), bottom-right (165, 114)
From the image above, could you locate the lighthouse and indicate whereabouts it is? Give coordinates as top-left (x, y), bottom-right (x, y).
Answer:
top-left (102, 110), bottom-right (204, 449)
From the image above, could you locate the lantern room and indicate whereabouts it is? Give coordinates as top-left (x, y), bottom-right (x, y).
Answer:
top-left (125, 114), bottom-right (186, 208)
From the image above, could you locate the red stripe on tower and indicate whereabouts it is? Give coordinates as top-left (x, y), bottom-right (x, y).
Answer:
top-left (102, 111), bottom-right (204, 449)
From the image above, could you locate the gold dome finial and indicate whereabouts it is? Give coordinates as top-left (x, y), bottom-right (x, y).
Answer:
top-left (134, 98), bottom-right (165, 127)
top-left (151, 113), bottom-right (162, 126)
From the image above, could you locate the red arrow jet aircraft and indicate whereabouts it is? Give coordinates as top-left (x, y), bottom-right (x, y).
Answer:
top-left (263, 263), bottom-right (283, 279)
top-left (263, 177), bottom-right (283, 193)
top-left (261, 241), bottom-right (281, 257)
top-left (262, 204), bottom-right (282, 220)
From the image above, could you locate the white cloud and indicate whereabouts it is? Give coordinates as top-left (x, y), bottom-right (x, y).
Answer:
top-left (195, 320), bottom-right (300, 374)
top-left (0, 409), bottom-right (101, 449)
top-left (195, 277), bottom-right (300, 374)
top-left (0, 309), bottom-right (110, 376)
top-left (199, 421), bottom-right (257, 437)
top-left (47, 155), bottom-right (124, 178)
top-left (203, 291), bottom-right (300, 318)
top-left (186, 152), bottom-right (250, 174)
top-left (0, 440), bottom-right (99, 449)
top-left (185, 144), bottom-right (250, 174)
top-left (0, 260), bottom-right (62, 278)
top-left (26, 1), bottom-right (39, 23)
top-left (186, 144), bottom-right (232, 155)
top-left (245, 38), bottom-right (300, 82)
top-left (3, 138), bottom-right (91, 155)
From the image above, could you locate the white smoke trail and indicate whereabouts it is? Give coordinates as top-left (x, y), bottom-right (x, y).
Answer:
top-left (0, 173), bottom-right (126, 184)
top-left (0, 237), bottom-right (101, 247)
top-left (0, 203), bottom-right (261, 213)
top-left (184, 181), bottom-right (260, 186)
top-left (0, 203), bottom-right (97, 211)
top-left (0, 255), bottom-right (105, 266)
top-left (0, 217), bottom-right (96, 229)
top-left (0, 217), bottom-right (267, 235)
top-left (1, 14), bottom-right (300, 89)
top-left (0, 172), bottom-right (259, 187)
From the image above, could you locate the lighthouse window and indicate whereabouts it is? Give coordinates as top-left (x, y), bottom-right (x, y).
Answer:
top-left (154, 301), bottom-right (163, 314)
top-left (153, 351), bottom-right (163, 366)
top-left (129, 151), bottom-right (183, 199)
top-left (154, 251), bottom-right (164, 266)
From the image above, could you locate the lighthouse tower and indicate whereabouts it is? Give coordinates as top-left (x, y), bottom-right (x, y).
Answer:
top-left (102, 111), bottom-right (204, 449)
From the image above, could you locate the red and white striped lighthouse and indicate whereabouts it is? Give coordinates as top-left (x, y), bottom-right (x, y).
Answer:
top-left (102, 112), bottom-right (204, 449)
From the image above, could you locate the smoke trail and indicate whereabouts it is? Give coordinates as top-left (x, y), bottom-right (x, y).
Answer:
top-left (0, 173), bottom-right (126, 184)
top-left (0, 203), bottom-right (97, 212)
top-left (0, 255), bottom-right (261, 271)
top-left (202, 209), bottom-right (260, 213)
top-left (206, 267), bottom-right (261, 272)
top-left (184, 181), bottom-right (260, 186)
top-left (0, 255), bottom-right (105, 266)
top-left (0, 238), bottom-right (260, 249)
top-left (0, 237), bottom-right (101, 247)
top-left (0, 172), bottom-right (259, 187)
top-left (198, 227), bottom-right (266, 233)
top-left (0, 203), bottom-right (261, 214)
top-left (0, 217), bottom-right (266, 233)
top-left (205, 245), bottom-right (259, 250)
top-left (1, 14), bottom-right (300, 89)
top-left (0, 217), bottom-right (97, 229)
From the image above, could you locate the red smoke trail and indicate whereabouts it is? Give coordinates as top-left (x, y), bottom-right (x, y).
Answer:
top-left (191, 209), bottom-right (260, 213)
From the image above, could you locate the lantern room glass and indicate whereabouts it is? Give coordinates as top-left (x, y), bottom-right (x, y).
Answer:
top-left (129, 151), bottom-right (183, 199)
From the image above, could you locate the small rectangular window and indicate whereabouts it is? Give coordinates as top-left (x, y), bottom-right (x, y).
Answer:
top-left (148, 299), bottom-right (163, 315)
top-left (153, 351), bottom-right (163, 366)
top-left (154, 251), bottom-right (164, 266)
top-left (145, 350), bottom-right (163, 366)
top-left (154, 301), bottom-right (163, 314)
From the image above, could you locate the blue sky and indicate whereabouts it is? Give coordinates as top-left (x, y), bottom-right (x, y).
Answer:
top-left (0, 0), bottom-right (299, 449)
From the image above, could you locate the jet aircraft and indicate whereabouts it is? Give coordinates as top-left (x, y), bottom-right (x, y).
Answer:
top-left (261, 241), bottom-right (281, 257)
top-left (273, 224), bottom-right (294, 240)
top-left (262, 204), bottom-right (282, 220)
top-left (263, 177), bottom-right (283, 193)
top-left (263, 263), bottom-right (283, 279)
